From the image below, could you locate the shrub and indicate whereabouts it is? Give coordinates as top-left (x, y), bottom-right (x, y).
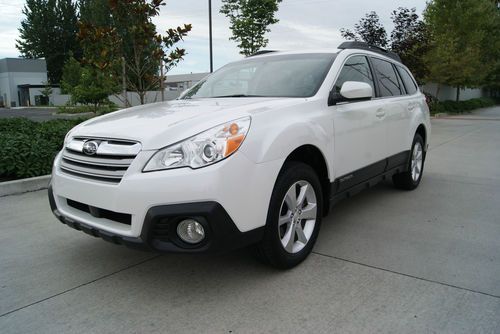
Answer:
top-left (0, 118), bottom-right (87, 180)
top-left (57, 103), bottom-right (118, 115)
top-left (428, 97), bottom-right (498, 115)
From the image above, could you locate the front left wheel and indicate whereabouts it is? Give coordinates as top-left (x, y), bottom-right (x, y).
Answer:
top-left (255, 162), bottom-right (323, 269)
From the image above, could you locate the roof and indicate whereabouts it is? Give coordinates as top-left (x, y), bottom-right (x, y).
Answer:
top-left (0, 58), bottom-right (47, 74)
top-left (165, 72), bottom-right (209, 83)
top-left (247, 43), bottom-right (403, 64)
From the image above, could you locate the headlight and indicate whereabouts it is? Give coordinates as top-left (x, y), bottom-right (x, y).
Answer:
top-left (143, 117), bottom-right (251, 172)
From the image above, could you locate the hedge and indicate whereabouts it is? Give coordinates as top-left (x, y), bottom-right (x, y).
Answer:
top-left (428, 97), bottom-right (497, 115)
top-left (0, 118), bottom-right (87, 180)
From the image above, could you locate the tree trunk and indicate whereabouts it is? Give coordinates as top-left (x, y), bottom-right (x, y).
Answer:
top-left (456, 86), bottom-right (460, 102)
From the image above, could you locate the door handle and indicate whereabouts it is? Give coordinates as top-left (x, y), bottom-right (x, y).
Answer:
top-left (408, 103), bottom-right (417, 111)
top-left (376, 109), bottom-right (386, 118)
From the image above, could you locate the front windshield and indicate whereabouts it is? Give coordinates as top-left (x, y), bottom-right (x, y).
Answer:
top-left (181, 53), bottom-right (336, 99)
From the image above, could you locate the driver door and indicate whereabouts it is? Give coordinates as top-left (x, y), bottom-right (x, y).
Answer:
top-left (330, 55), bottom-right (387, 189)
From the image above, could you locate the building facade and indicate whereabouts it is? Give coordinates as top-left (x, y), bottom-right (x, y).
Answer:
top-left (0, 58), bottom-right (49, 107)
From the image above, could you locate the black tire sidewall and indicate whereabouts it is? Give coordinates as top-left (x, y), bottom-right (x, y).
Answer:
top-left (409, 134), bottom-right (425, 187)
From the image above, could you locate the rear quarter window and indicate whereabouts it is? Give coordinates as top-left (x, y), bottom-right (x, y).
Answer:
top-left (396, 66), bottom-right (418, 95)
top-left (370, 58), bottom-right (403, 97)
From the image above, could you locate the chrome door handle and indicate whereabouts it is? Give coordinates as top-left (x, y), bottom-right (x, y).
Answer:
top-left (376, 109), bottom-right (386, 118)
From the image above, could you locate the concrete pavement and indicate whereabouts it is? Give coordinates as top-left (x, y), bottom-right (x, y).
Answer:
top-left (1, 107), bottom-right (499, 333)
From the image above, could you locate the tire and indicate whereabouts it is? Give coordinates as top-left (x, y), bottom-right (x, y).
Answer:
top-left (392, 133), bottom-right (425, 190)
top-left (255, 162), bottom-right (323, 269)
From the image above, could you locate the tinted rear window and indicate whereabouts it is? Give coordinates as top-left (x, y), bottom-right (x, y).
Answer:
top-left (371, 58), bottom-right (403, 97)
top-left (396, 66), bottom-right (418, 95)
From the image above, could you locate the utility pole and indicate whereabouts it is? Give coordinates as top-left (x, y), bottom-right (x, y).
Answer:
top-left (209, 0), bottom-right (214, 72)
top-left (160, 59), bottom-right (165, 102)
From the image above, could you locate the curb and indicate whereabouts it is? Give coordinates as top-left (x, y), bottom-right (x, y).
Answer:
top-left (51, 112), bottom-right (95, 117)
top-left (0, 175), bottom-right (51, 197)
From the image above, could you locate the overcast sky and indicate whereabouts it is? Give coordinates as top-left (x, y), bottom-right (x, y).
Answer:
top-left (0, 0), bottom-right (428, 74)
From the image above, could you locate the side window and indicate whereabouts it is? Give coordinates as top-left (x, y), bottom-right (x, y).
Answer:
top-left (334, 56), bottom-right (375, 97)
top-left (396, 66), bottom-right (418, 95)
top-left (371, 58), bottom-right (403, 97)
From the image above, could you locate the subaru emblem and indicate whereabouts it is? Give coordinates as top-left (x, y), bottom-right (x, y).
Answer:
top-left (82, 141), bottom-right (99, 155)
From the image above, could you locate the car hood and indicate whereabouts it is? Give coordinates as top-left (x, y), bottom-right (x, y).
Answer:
top-left (71, 98), bottom-right (297, 150)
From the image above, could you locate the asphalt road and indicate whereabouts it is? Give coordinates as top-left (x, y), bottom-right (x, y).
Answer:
top-left (1, 107), bottom-right (499, 333)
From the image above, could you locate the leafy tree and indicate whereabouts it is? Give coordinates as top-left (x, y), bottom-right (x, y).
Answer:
top-left (424, 0), bottom-right (499, 101)
top-left (17, 0), bottom-right (80, 83)
top-left (72, 68), bottom-right (118, 110)
top-left (390, 7), bottom-right (430, 84)
top-left (61, 56), bottom-right (118, 111)
top-left (482, 1), bottom-right (500, 95)
top-left (61, 56), bottom-right (83, 94)
top-left (79, 0), bottom-right (112, 27)
top-left (340, 11), bottom-right (388, 48)
top-left (220, 0), bottom-right (283, 56)
top-left (78, 0), bottom-right (191, 104)
top-left (39, 82), bottom-right (53, 105)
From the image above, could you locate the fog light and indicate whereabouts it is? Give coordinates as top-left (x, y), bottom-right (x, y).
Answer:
top-left (177, 219), bottom-right (205, 244)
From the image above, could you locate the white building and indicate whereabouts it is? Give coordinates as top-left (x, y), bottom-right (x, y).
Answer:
top-left (0, 58), bottom-right (50, 108)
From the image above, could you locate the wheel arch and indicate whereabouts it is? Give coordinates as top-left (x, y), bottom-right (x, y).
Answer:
top-left (415, 124), bottom-right (427, 150)
top-left (282, 144), bottom-right (331, 216)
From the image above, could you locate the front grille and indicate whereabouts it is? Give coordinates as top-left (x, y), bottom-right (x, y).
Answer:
top-left (60, 137), bottom-right (140, 183)
top-left (67, 199), bottom-right (132, 225)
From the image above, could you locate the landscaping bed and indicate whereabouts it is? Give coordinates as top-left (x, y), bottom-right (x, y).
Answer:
top-left (428, 97), bottom-right (498, 115)
top-left (0, 118), bottom-right (88, 180)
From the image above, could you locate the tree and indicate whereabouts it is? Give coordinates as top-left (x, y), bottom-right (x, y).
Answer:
top-left (390, 7), bottom-right (430, 84)
top-left (61, 58), bottom-right (119, 111)
top-left (72, 68), bottom-right (118, 110)
top-left (483, 1), bottom-right (500, 95)
top-left (17, 0), bottom-right (80, 83)
top-left (424, 0), bottom-right (499, 101)
top-left (340, 11), bottom-right (388, 48)
top-left (78, 0), bottom-right (191, 104)
top-left (61, 56), bottom-right (82, 94)
top-left (39, 82), bottom-right (53, 105)
top-left (220, 0), bottom-right (283, 56)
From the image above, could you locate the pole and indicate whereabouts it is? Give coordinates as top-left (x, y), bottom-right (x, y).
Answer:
top-left (209, 0), bottom-right (213, 73)
top-left (160, 59), bottom-right (165, 102)
top-left (122, 57), bottom-right (129, 107)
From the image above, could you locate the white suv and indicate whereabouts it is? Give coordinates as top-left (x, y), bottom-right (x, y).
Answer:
top-left (49, 42), bottom-right (430, 268)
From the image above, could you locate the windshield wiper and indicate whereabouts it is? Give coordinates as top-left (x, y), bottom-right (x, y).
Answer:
top-left (210, 94), bottom-right (265, 98)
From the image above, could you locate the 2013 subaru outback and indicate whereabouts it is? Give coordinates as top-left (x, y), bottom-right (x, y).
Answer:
top-left (49, 42), bottom-right (430, 268)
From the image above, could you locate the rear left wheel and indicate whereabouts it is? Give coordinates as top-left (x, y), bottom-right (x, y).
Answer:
top-left (393, 133), bottom-right (425, 190)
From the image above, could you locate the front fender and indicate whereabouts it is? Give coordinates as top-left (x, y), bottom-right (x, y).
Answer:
top-left (240, 108), bottom-right (333, 177)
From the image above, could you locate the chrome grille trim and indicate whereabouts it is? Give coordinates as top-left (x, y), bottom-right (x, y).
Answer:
top-left (60, 137), bottom-right (140, 183)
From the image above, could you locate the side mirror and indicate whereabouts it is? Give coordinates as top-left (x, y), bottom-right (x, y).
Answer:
top-left (328, 81), bottom-right (373, 106)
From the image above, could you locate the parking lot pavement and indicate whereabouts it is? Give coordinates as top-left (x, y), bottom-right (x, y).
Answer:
top-left (1, 107), bottom-right (500, 333)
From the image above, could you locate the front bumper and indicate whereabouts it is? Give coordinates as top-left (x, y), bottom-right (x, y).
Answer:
top-left (49, 149), bottom-right (284, 253)
top-left (49, 186), bottom-right (264, 253)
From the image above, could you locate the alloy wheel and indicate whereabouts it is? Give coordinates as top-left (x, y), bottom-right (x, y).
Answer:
top-left (278, 180), bottom-right (318, 254)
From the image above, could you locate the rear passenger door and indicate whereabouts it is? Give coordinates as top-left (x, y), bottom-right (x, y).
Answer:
top-left (369, 57), bottom-right (410, 158)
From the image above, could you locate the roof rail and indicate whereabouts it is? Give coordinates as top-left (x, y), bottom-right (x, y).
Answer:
top-left (338, 41), bottom-right (402, 62)
top-left (248, 50), bottom-right (277, 57)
